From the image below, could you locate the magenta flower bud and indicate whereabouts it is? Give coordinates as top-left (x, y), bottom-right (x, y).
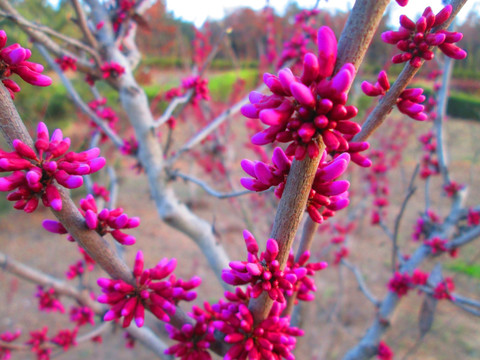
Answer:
top-left (439, 43), bottom-right (467, 60)
top-left (330, 68), bottom-right (353, 96)
top-left (0, 171), bottom-right (25, 191)
top-left (248, 91), bottom-right (264, 104)
top-left (126, 217), bottom-right (140, 228)
top-left (298, 122), bottom-right (316, 142)
top-left (322, 130), bottom-right (340, 150)
top-left (240, 159), bottom-right (256, 178)
top-left (327, 195), bottom-right (350, 210)
top-left (42, 220), bottom-right (68, 234)
top-left (335, 120), bottom-right (361, 135)
top-left (65, 148), bottom-right (100, 162)
top-left (59, 161), bottom-right (90, 175)
top-left (15, 65), bottom-right (52, 86)
top-left (441, 30), bottom-right (462, 43)
top-left (243, 229), bottom-right (259, 253)
top-left (399, 15), bottom-right (415, 30)
top-left (240, 178), bottom-right (269, 192)
top-left (263, 73), bottom-right (286, 95)
top-left (84, 209), bottom-right (98, 230)
top-left (241, 104), bottom-right (260, 119)
top-left (134, 304), bottom-right (145, 327)
top-left (54, 170), bottom-right (83, 189)
top-left (251, 128), bottom-right (277, 146)
top-left (0, 157), bottom-right (32, 171)
top-left (361, 81), bottom-right (382, 97)
top-left (7, 48), bottom-right (27, 65)
top-left (259, 108), bottom-right (289, 126)
top-left (278, 68), bottom-right (295, 95)
top-left (290, 82), bottom-right (315, 107)
top-left (317, 26), bottom-right (337, 78)
top-left (433, 5), bottom-right (452, 27)
top-left (0, 30), bottom-right (6, 48)
top-left (112, 214), bottom-right (128, 228)
top-left (12, 139), bottom-right (37, 160)
top-left (254, 162), bottom-right (276, 186)
top-left (98, 208), bottom-right (110, 220)
top-left (111, 230), bottom-right (136, 245)
top-left (246, 263), bottom-right (262, 276)
top-left (377, 71), bottom-right (390, 91)
top-left (426, 33), bottom-right (446, 46)
top-left (271, 147), bottom-right (290, 172)
top-left (301, 52), bottom-right (319, 85)
top-left (45, 184), bottom-right (62, 211)
top-left (266, 238), bottom-right (279, 259)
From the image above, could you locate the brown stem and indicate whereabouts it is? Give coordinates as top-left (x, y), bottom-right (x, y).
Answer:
top-left (70, 0), bottom-right (99, 49)
top-left (248, 142), bottom-right (324, 322)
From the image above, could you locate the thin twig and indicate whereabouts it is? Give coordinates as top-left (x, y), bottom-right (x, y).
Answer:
top-left (173, 171), bottom-right (253, 199)
top-left (341, 259), bottom-right (381, 307)
top-left (392, 164), bottom-right (419, 272)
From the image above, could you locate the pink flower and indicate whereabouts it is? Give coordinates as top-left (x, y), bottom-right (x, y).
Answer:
top-left (444, 181), bottom-right (464, 197)
top-left (36, 286), bottom-right (65, 313)
top-left (0, 329), bottom-right (21, 360)
top-left (214, 302), bottom-right (303, 360)
top-left (0, 122), bottom-right (105, 212)
top-left (55, 55), bottom-right (77, 72)
top-left (70, 306), bottom-right (95, 327)
top-left (382, 6), bottom-right (466, 68)
top-left (51, 328), bottom-right (78, 351)
top-left (0, 30), bottom-right (51, 98)
top-left (241, 147), bottom-right (351, 223)
top-left (242, 26), bottom-right (361, 160)
top-left (97, 251), bottom-right (200, 328)
top-left (100, 61), bottom-right (125, 79)
top-left (467, 208), bottom-right (480, 226)
top-left (377, 340), bottom-right (394, 360)
top-left (164, 321), bottom-right (215, 359)
top-left (388, 272), bottom-right (412, 297)
top-left (433, 278), bottom-right (455, 300)
top-left (181, 76), bottom-right (210, 105)
top-left (42, 194), bottom-right (140, 245)
top-left (362, 71), bottom-right (427, 121)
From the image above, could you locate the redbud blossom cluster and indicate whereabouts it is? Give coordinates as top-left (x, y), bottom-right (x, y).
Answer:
top-left (0, 330), bottom-right (21, 360)
top-left (241, 147), bottom-right (351, 223)
top-left (0, 30), bottom-right (52, 98)
top-left (97, 251), bottom-right (200, 328)
top-left (100, 61), bottom-right (125, 79)
top-left (215, 302), bottom-right (303, 360)
top-left (382, 5), bottom-right (466, 68)
top-left (43, 194), bottom-right (140, 245)
top-left (0, 122), bottom-right (105, 212)
top-left (55, 55), bottom-right (77, 72)
top-left (362, 71), bottom-right (427, 121)
top-left (222, 230), bottom-right (326, 302)
top-left (377, 341), bottom-right (394, 360)
top-left (181, 76), bottom-right (210, 105)
top-left (88, 98), bottom-right (119, 141)
top-left (242, 26), bottom-right (363, 160)
top-left (164, 320), bottom-right (215, 359)
top-left (36, 286), bottom-right (65, 313)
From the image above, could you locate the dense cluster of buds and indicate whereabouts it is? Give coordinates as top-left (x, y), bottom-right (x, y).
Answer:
top-left (0, 122), bottom-right (105, 212)
top-left (70, 306), bottom-right (95, 327)
top-left (222, 230), bottom-right (326, 303)
top-left (424, 236), bottom-right (457, 257)
top-left (361, 70), bottom-right (427, 120)
top-left (468, 208), bottom-right (480, 226)
top-left (42, 194), bottom-right (140, 245)
top-left (26, 327), bottom-right (50, 360)
top-left (111, 0), bottom-right (135, 32)
top-left (164, 320), bottom-right (215, 359)
top-left (419, 131), bottom-right (440, 178)
top-left (388, 271), bottom-right (412, 297)
top-left (433, 278), bottom-right (455, 300)
top-left (241, 147), bottom-right (351, 223)
top-left (55, 55), bottom-right (77, 72)
top-left (412, 210), bottom-right (441, 242)
top-left (88, 98), bottom-right (119, 142)
top-left (286, 250), bottom-right (327, 301)
top-left (382, 5), bottom-right (466, 67)
top-left (192, 25), bottom-right (212, 68)
top-left (181, 76), bottom-right (210, 105)
top-left (242, 26), bottom-right (363, 160)
top-left (377, 341), bottom-right (394, 360)
top-left (51, 328), bottom-right (78, 351)
top-left (0, 329), bottom-right (21, 360)
top-left (100, 61), bottom-right (125, 79)
top-left (92, 182), bottom-right (110, 202)
top-left (97, 251), bottom-right (200, 327)
top-left (215, 302), bottom-right (303, 360)
top-left (278, 9), bottom-right (319, 69)
top-left (36, 286), bottom-right (65, 313)
top-left (443, 180), bottom-right (464, 197)
top-left (0, 30), bottom-right (52, 98)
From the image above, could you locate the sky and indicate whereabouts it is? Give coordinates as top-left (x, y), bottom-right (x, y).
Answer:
top-left (165, 0), bottom-right (480, 27)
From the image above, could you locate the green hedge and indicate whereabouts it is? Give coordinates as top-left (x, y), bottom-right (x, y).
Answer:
top-left (448, 92), bottom-right (480, 120)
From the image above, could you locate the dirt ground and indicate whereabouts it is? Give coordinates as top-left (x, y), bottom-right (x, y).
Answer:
top-left (0, 115), bottom-right (479, 360)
